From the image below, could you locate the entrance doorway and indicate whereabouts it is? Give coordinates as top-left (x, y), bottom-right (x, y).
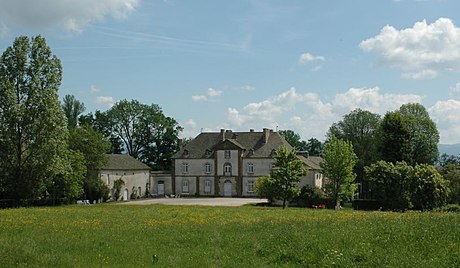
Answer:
top-left (123, 188), bottom-right (129, 200)
top-left (158, 181), bottom-right (165, 196)
top-left (223, 180), bottom-right (232, 197)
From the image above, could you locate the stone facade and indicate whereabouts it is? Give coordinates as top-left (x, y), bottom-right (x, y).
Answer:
top-left (171, 129), bottom-right (324, 197)
top-left (99, 154), bottom-right (151, 201)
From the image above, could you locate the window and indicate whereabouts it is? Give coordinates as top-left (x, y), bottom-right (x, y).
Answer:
top-left (182, 162), bottom-right (189, 173)
top-left (224, 163), bottom-right (232, 175)
top-left (224, 150), bottom-right (231, 159)
top-left (204, 180), bottom-right (211, 194)
top-left (205, 163), bottom-right (212, 174)
top-left (182, 179), bottom-right (189, 193)
top-left (138, 186), bottom-right (142, 198)
top-left (247, 181), bottom-right (255, 193)
top-left (247, 163), bottom-right (254, 174)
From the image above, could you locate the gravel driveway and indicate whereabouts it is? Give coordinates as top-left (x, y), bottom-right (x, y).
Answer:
top-left (117, 197), bottom-right (268, 207)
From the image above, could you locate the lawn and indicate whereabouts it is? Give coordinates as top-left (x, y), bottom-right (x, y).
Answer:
top-left (0, 204), bottom-right (459, 267)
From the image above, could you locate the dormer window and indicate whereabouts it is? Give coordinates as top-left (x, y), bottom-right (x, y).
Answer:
top-left (183, 149), bottom-right (189, 157)
top-left (248, 149), bottom-right (254, 157)
top-left (205, 149), bottom-right (212, 157)
top-left (270, 149), bottom-right (277, 157)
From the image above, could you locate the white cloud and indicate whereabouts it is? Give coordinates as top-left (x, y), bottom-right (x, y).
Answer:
top-left (450, 82), bottom-right (460, 98)
top-left (95, 96), bottom-right (115, 107)
top-left (360, 18), bottom-right (460, 79)
top-left (298, 52), bottom-right (325, 64)
top-left (185, 119), bottom-right (197, 129)
top-left (0, 0), bottom-right (139, 33)
top-left (192, 87), bottom-right (223, 102)
top-left (429, 100), bottom-right (460, 144)
top-left (90, 85), bottom-right (101, 93)
top-left (225, 87), bottom-right (424, 141)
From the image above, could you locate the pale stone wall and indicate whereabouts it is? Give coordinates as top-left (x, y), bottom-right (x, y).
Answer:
top-left (100, 169), bottom-right (150, 200)
top-left (242, 176), bottom-right (259, 197)
top-left (241, 158), bottom-right (274, 177)
top-left (299, 171), bottom-right (323, 189)
top-left (198, 176), bottom-right (215, 196)
top-left (216, 150), bottom-right (239, 176)
top-left (175, 159), bottom-right (215, 176)
top-left (175, 176), bottom-right (197, 196)
top-left (150, 172), bottom-right (172, 196)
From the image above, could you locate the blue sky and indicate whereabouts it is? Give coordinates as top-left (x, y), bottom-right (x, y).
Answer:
top-left (1, 0), bottom-right (460, 144)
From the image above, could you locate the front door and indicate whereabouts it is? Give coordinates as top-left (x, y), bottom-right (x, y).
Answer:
top-left (224, 180), bottom-right (232, 197)
top-left (123, 189), bottom-right (129, 201)
top-left (158, 182), bottom-right (165, 196)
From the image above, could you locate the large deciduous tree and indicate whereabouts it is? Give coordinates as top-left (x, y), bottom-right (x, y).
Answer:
top-left (0, 36), bottom-right (69, 200)
top-left (377, 111), bottom-right (412, 164)
top-left (305, 138), bottom-right (323, 156)
top-left (256, 147), bottom-right (308, 209)
top-left (97, 99), bottom-right (183, 170)
top-left (327, 108), bottom-right (380, 198)
top-left (279, 130), bottom-right (308, 151)
top-left (321, 136), bottom-right (357, 209)
top-left (399, 103), bottom-right (439, 165)
top-left (62, 94), bottom-right (86, 129)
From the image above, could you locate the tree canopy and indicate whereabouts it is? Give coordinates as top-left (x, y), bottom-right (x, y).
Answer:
top-left (82, 99), bottom-right (183, 170)
top-left (0, 36), bottom-right (70, 200)
top-left (321, 136), bottom-right (357, 209)
top-left (255, 147), bottom-right (308, 209)
top-left (278, 130), bottom-right (308, 151)
top-left (327, 108), bottom-right (380, 198)
top-left (62, 94), bottom-right (86, 129)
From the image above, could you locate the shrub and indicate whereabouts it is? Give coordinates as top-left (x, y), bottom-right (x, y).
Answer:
top-left (436, 204), bottom-right (460, 213)
top-left (352, 199), bottom-right (382, 211)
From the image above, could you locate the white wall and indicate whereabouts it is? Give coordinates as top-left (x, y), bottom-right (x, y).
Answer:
top-left (100, 169), bottom-right (150, 200)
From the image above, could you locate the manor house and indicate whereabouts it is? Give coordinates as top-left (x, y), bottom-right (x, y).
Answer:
top-left (156, 128), bottom-right (324, 197)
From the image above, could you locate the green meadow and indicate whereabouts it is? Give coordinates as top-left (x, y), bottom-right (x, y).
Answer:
top-left (0, 204), bottom-right (459, 267)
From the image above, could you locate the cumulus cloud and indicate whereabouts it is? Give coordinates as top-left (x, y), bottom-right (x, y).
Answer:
top-left (298, 52), bottom-right (325, 64)
top-left (192, 88), bottom-right (223, 102)
top-left (429, 100), bottom-right (460, 144)
top-left (95, 96), bottom-right (115, 107)
top-left (360, 18), bottom-right (460, 79)
top-left (0, 0), bottom-right (139, 33)
top-left (241, 85), bottom-right (256, 91)
top-left (226, 87), bottom-right (425, 141)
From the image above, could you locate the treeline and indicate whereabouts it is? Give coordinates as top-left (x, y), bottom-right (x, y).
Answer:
top-left (327, 105), bottom-right (456, 211)
top-left (0, 36), bottom-right (183, 205)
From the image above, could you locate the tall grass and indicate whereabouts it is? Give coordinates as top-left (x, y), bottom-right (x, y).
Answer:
top-left (0, 205), bottom-right (459, 267)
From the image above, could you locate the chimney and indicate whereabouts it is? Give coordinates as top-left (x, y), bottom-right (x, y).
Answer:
top-left (263, 128), bottom-right (270, 144)
top-left (220, 129), bottom-right (225, 141)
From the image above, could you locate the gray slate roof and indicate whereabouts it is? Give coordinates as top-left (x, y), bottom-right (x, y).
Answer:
top-left (101, 154), bottom-right (151, 171)
top-left (173, 129), bottom-right (293, 159)
top-left (297, 155), bottom-right (323, 171)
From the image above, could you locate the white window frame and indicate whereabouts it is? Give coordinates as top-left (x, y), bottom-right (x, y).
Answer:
top-left (224, 150), bottom-right (231, 159)
top-left (247, 181), bottom-right (255, 193)
top-left (182, 179), bottom-right (189, 193)
top-left (205, 163), bottom-right (212, 174)
top-left (224, 163), bottom-right (232, 175)
top-left (247, 163), bottom-right (254, 174)
top-left (204, 179), bottom-right (212, 194)
top-left (182, 162), bottom-right (189, 173)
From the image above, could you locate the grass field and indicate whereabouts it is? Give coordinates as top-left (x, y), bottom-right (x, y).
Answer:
top-left (0, 204), bottom-right (459, 267)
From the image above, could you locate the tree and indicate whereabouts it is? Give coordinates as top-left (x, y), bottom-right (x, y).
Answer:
top-left (255, 147), bottom-right (308, 209)
top-left (0, 36), bottom-right (69, 200)
top-left (377, 111), bottom-right (412, 164)
top-left (321, 136), bottom-right (357, 209)
top-left (399, 103), bottom-right (439, 165)
top-left (69, 125), bottom-right (111, 203)
top-left (327, 109), bottom-right (380, 198)
top-left (365, 161), bottom-right (413, 211)
top-left (305, 138), bottom-right (323, 156)
top-left (438, 161), bottom-right (460, 204)
top-left (79, 111), bottom-right (123, 154)
top-left (279, 130), bottom-right (307, 151)
top-left (113, 178), bottom-right (125, 201)
top-left (102, 99), bottom-right (183, 170)
top-left (411, 164), bottom-right (449, 210)
top-left (62, 94), bottom-right (86, 129)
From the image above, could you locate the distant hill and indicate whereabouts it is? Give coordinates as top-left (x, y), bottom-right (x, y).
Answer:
top-left (438, 144), bottom-right (460, 156)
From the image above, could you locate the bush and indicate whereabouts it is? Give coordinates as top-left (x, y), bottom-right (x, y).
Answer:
top-left (352, 199), bottom-right (382, 211)
top-left (436, 204), bottom-right (460, 213)
top-left (294, 186), bottom-right (335, 209)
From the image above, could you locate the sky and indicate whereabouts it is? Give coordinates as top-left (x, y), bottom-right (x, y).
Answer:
top-left (1, 0), bottom-right (460, 144)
